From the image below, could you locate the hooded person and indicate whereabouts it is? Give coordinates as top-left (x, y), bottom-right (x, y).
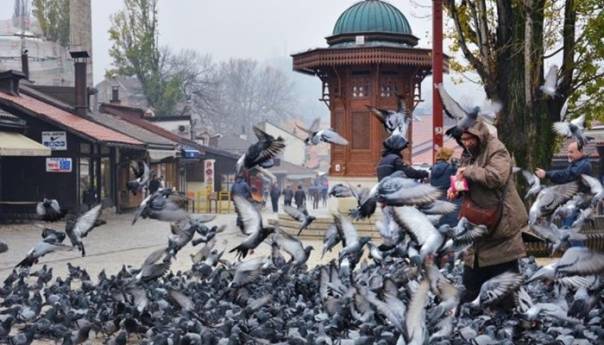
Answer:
top-left (448, 120), bottom-right (527, 304)
top-left (376, 137), bottom-right (429, 181)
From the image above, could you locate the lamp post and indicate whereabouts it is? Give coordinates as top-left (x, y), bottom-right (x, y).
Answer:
top-left (432, 0), bottom-right (444, 163)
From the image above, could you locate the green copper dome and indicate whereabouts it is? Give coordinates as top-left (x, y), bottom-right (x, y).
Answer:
top-left (332, 0), bottom-right (412, 36)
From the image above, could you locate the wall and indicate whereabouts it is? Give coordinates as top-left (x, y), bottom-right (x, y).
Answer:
top-left (0, 114), bottom-right (80, 211)
top-left (150, 119), bottom-right (191, 139)
top-left (260, 122), bottom-right (306, 166)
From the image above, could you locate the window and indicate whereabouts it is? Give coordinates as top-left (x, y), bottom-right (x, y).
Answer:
top-left (352, 76), bottom-right (370, 98)
top-left (351, 112), bottom-right (370, 149)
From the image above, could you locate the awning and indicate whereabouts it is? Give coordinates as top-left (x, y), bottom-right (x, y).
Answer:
top-left (0, 131), bottom-right (51, 156)
top-left (148, 148), bottom-right (178, 162)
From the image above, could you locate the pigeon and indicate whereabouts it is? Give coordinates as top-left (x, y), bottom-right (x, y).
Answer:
top-left (235, 126), bottom-right (285, 175)
top-left (229, 195), bottom-right (275, 259)
top-left (540, 64), bottom-right (559, 97)
top-left (581, 174), bottom-right (603, 206)
top-left (468, 271), bottom-right (523, 307)
top-left (377, 174), bottom-right (441, 206)
top-left (553, 114), bottom-right (592, 148)
top-left (136, 247), bottom-right (171, 281)
top-left (132, 189), bottom-right (189, 224)
top-left (528, 181), bottom-right (579, 224)
top-left (230, 256), bottom-right (270, 288)
top-left (520, 170), bottom-right (543, 199)
top-left (333, 214), bottom-right (370, 266)
top-left (126, 161), bottom-right (150, 195)
top-left (65, 204), bottom-right (105, 257)
top-left (529, 222), bottom-right (587, 255)
top-left (392, 206), bottom-right (447, 261)
top-left (283, 206), bottom-right (316, 236)
top-left (40, 228), bottom-right (66, 244)
top-left (366, 94), bottom-right (410, 133)
top-left (321, 223), bottom-right (341, 258)
top-left (405, 279), bottom-right (429, 345)
top-left (15, 240), bottom-right (72, 268)
top-left (328, 184), bottom-right (355, 198)
top-left (349, 183), bottom-right (378, 220)
top-left (297, 118), bottom-right (349, 146)
top-left (272, 229), bottom-right (313, 266)
top-left (436, 83), bottom-right (500, 136)
top-left (555, 247), bottom-right (604, 276)
top-left (0, 240), bottom-right (7, 254)
top-left (35, 198), bottom-right (67, 221)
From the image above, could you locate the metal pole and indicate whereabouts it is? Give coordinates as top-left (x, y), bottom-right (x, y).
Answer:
top-left (432, 0), bottom-right (444, 163)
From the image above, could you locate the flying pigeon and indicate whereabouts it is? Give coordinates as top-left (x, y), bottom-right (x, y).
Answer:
top-left (520, 170), bottom-right (543, 200)
top-left (126, 161), bottom-right (150, 195)
top-left (296, 118), bottom-right (349, 146)
top-left (65, 204), bottom-right (105, 257)
top-left (283, 205), bottom-right (316, 236)
top-left (229, 195), bottom-right (275, 259)
top-left (132, 188), bottom-right (189, 225)
top-left (540, 64), bottom-right (559, 97)
top-left (235, 126), bottom-right (285, 175)
top-left (553, 114), bottom-right (592, 148)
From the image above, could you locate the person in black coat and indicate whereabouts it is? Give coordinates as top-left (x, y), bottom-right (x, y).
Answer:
top-left (294, 185), bottom-right (306, 209)
top-left (270, 182), bottom-right (281, 213)
top-left (377, 141), bottom-right (429, 181)
top-left (283, 185), bottom-right (294, 206)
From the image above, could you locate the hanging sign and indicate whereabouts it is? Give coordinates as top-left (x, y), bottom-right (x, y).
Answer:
top-left (204, 159), bottom-right (215, 192)
top-left (42, 131), bottom-right (67, 150)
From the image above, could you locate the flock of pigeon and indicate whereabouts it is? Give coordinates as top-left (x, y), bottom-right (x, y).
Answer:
top-left (0, 80), bottom-right (603, 345)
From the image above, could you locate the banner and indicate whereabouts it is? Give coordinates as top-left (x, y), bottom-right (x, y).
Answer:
top-left (204, 159), bottom-right (216, 192)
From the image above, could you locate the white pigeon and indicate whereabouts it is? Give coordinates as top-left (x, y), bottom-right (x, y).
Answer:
top-left (540, 64), bottom-right (559, 97)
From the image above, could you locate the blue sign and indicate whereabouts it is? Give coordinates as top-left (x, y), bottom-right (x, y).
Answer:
top-left (46, 158), bottom-right (72, 173)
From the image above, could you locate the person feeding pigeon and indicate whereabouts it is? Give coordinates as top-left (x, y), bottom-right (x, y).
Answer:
top-left (447, 120), bottom-right (527, 305)
top-left (376, 137), bottom-right (429, 181)
top-left (535, 141), bottom-right (592, 227)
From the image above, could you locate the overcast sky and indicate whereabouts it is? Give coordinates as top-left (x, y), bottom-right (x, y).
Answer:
top-left (89, 0), bottom-right (486, 108)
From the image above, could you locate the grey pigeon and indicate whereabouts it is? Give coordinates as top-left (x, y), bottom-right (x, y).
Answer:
top-left (65, 204), bottom-right (105, 256)
top-left (528, 181), bottom-right (579, 224)
top-left (235, 126), bottom-right (285, 175)
top-left (15, 240), bottom-right (72, 268)
top-left (229, 195), bottom-right (275, 259)
top-left (272, 229), bottom-right (313, 266)
top-left (126, 161), bottom-right (150, 195)
top-left (520, 170), bottom-right (543, 200)
top-left (297, 118), bottom-right (349, 146)
top-left (283, 206), bottom-right (316, 236)
top-left (132, 189), bottom-right (189, 224)
top-left (556, 247), bottom-right (604, 276)
top-left (469, 271), bottom-right (523, 307)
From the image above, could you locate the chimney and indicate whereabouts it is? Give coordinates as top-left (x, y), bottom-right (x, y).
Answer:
top-left (20, 49), bottom-right (29, 79)
top-left (0, 70), bottom-right (26, 96)
top-left (70, 50), bottom-right (89, 116)
top-left (110, 85), bottom-right (120, 104)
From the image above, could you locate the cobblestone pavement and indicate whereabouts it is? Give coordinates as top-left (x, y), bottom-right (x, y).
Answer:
top-left (0, 207), bottom-right (337, 282)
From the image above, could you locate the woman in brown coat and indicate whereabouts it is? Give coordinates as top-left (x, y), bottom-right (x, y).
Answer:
top-left (448, 120), bottom-right (527, 303)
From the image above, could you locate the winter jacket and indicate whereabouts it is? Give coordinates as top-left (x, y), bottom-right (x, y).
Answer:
top-left (283, 189), bottom-right (294, 203)
top-left (546, 156), bottom-right (592, 184)
top-left (270, 185), bottom-right (281, 200)
top-left (460, 121), bottom-right (527, 268)
top-left (377, 152), bottom-right (429, 181)
top-left (294, 190), bottom-right (306, 207)
top-left (430, 160), bottom-right (460, 227)
top-left (231, 179), bottom-right (252, 200)
top-left (430, 160), bottom-right (457, 191)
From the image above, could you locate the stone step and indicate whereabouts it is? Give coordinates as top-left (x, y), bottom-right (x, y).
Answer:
top-left (268, 218), bottom-right (380, 240)
top-left (274, 218), bottom-right (378, 232)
